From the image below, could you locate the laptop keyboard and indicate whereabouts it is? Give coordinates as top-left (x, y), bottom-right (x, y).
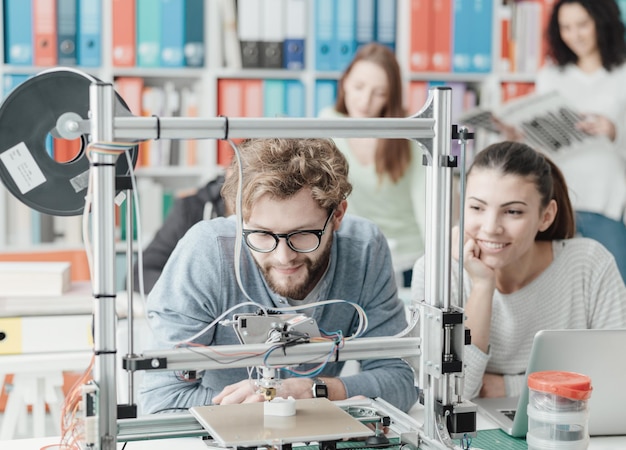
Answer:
top-left (502, 409), bottom-right (516, 421)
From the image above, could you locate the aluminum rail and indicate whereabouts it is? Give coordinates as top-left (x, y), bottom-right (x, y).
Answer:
top-left (128, 337), bottom-right (421, 372)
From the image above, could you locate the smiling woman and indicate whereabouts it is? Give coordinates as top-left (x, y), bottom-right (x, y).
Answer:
top-left (537, 0), bottom-right (626, 280)
top-left (411, 141), bottom-right (626, 400)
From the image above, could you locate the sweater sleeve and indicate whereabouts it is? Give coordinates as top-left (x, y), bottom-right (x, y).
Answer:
top-left (139, 223), bottom-right (232, 414)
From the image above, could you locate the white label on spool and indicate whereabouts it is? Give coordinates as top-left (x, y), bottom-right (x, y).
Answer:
top-left (0, 142), bottom-right (47, 194)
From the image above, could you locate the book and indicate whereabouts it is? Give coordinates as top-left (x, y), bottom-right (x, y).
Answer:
top-left (160, 0), bottom-right (185, 67)
top-left (137, 0), bottom-right (162, 67)
top-left (3, 0), bottom-right (33, 65)
top-left (260, 0), bottom-right (285, 68)
top-left (458, 91), bottom-right (607, 156)
top-left (376, 0), bottom-right (397, 51)
top-left (0, 315), bottom-right (93, 354)
top-left (57, 0), bottom-right (78, 65)
top-left (112, 0), bottom-right (136, 66)
top-left (315, 0), bottom-right (337, 70)
top-left (184, 0), bottom-right (205, 67)
top-left (219, 0), bottom-right (241, 69)
top-left (33, 0), bottom-right (58, 66)
top-left (409, 0), bottom-right (432, 72)
top-left (238, 0), bottom-right (262, 68)
top-left (216, 79), bottom-right (244, 166)
top-left (284, 0), bottom-right (307, 69)
top-left (0, 262), bottom-right (72, 296)
top-left (77, 0), bottom-right (102, 67)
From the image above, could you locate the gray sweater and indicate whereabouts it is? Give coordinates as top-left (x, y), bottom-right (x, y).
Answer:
top-left (412, 238), bottom-right (626, 399)
top-left (140, 214), bottom-right (418, 413)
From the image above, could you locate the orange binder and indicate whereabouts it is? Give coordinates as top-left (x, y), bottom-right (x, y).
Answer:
top-left (500, 14), bottom-right (512, 72)
top-left (409, 0), bottom-right (432, 72)
top-left (242, 79), bottom-right (263, 117)
top-left (539, 0), bottom-right (556, 69)
top-left (216, 79), bottom-right (244, 167)
top-left (112, 0), bottom-right (136, 66)
top-left (431, 0), bottom-right (452, 72)
top-left (501, 82), bottom-right (536, 102)
top-left (216, 79), bottom-right (264, 166)
top-left (33, 0), bottom-right (58, 66)
top-left (114, 77), bottom-right (147, 166)
top-left (114, 76), bottom-right (144, 116)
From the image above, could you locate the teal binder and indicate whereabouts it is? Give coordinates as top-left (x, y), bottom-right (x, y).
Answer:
top-left (137, 0), bottom-right (162, 67)
top-left (3, 0), bottom-right (33, 65)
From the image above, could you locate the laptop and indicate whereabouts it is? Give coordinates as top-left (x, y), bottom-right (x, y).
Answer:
top-left (472, 328), bottom-right (626, 437)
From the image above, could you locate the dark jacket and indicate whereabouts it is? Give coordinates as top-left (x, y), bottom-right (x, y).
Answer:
top-left (132, 175), bottom-right (225, 293)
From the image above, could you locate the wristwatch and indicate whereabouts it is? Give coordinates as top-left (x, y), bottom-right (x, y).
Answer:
top-left (311, 377), bottom-right (328, 398)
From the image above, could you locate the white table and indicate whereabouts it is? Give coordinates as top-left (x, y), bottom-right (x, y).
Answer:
top-left (1, 403), bottom-right (624, 450)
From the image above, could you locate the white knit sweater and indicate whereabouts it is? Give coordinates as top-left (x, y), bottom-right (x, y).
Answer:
top-left (536, 63), bottom-right (626, 223)
top-left (411, 238), bottom-right (626, 398)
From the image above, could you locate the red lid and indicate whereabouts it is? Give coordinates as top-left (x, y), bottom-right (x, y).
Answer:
top-left (527, 371), bottom-right (593, 400)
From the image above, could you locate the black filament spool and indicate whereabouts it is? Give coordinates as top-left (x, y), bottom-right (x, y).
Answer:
top-left (0, 68), bottom-right (138, 216)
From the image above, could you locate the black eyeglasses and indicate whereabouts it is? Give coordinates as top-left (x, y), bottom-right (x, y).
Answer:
top-left (242, 210), bottom-right (335, 253)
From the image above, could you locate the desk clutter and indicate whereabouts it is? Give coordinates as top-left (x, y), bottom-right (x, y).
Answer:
top-left (0, 271), bottom-right (147, 439)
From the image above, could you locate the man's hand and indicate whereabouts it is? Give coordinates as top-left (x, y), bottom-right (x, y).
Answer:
top-left (212, 379), bottom-right (265, 405)
top-left (479, 373), bottom-right (505, 398)
top-left (213, 378), bottom-right (318, 405)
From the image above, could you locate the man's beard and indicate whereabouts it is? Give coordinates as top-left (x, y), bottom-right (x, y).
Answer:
top-left (257, 236), bottom-right (333, 300)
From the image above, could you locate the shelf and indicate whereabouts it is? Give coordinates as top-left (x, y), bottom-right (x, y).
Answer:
top-left (0, 0), bottom-right (544, 250)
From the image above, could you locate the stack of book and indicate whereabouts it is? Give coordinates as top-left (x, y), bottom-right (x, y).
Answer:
top-left (0, 261), bottom-right (71, 296)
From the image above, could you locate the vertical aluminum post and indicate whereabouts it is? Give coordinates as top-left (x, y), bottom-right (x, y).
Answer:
top-left (421, 87), bottom-right (454, 441)
top-left (89, 82), bottom-right (119, 450)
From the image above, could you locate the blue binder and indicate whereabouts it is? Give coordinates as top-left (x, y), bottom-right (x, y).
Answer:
top-left (184, 0), bottom-right (205, 67)
top-left (283, 0), bottom-right (306, 69)
top-left (57, 0), bottom-right (78, 65)
top-left (77, 0), bottom-right (102, 67)
top-left (375, 0), bottom-right (397, 51)
top-left (161, 0), bottom-right (185, 67)
top-left (469, 0), bottom-right (493, 73)
top-left (336, 0), bottom-right (357, 71)
top-left (3, 0), bottom-right (33, 65)
top-left (315, 0), bottom-right (337, 71)
top-left (356, 0), bottom-right (376, 48)
top-left (315, 79), bottom-right (337, 116)
top-left (284, 80), bottom-right (305, 117)
top-left (452, 0), bottom-right (472, 73)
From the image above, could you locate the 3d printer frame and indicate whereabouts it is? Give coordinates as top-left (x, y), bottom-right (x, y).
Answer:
top-left (55, 78), bottom-right (472, 450)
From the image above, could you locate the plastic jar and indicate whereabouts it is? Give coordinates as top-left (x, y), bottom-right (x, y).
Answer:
top-left (526, 371), bottom-right (593, 450)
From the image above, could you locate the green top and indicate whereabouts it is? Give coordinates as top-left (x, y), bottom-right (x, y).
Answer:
top-left (319, 108), bottom-right (427, 272)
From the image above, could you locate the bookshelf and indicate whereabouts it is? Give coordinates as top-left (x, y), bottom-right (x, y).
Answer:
top-left (0, 0), bottom-right (555, 250)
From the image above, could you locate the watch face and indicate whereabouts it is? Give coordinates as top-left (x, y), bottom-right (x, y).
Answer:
top-left (314, 383), bottom-right (328, 398)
